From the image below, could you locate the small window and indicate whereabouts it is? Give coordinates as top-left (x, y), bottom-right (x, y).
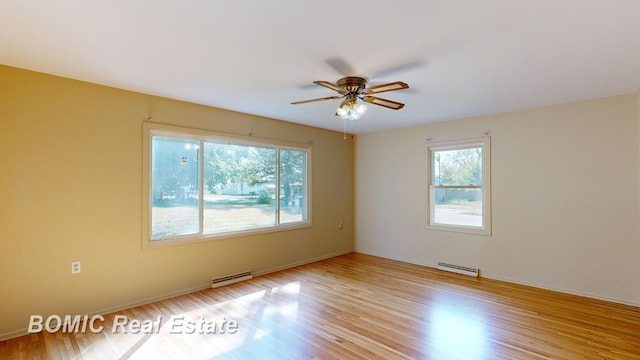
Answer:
top-left (143, 123), bottom-right (311, 245)
top-left (427, 137), bottom-right (491, 235)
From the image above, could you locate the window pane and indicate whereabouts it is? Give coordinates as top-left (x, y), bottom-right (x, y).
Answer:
top-left (279, 149), bottom-right (307, 224)
top-left (203, 142), bottom-right (276, 234)
top-left (432, 188), bottom-right (483, 227)
top-left (151, 136), bottom-right (200, 238)
top-left (433, 147), bottom-right (482, 186)
top-left (145, 124), bottom-right (312, 244)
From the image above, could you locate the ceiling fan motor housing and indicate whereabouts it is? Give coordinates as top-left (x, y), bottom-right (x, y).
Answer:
top-left (337, 76), bottom-right (367, 94)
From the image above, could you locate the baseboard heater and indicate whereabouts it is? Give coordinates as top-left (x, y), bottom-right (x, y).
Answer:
top-left (437, 262), bottom-right (479, 277)
top-left (211, 270), bottom-right (253, 289)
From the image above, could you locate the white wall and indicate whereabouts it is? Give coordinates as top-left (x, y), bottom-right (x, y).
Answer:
top-left (355, 94), bottom-right (640, 306)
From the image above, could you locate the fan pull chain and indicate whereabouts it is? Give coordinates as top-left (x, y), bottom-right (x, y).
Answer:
top-left (343, 118), bottom-right (347, 140)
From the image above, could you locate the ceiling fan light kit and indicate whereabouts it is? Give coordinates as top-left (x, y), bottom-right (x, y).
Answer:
top-left (336, 97), bottom-right (367, 121)
top-left (292, 76), bottom-right (409, 121)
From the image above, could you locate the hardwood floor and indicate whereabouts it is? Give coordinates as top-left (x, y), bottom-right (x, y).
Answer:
top-left (2, 253), bottom-right (639, 359)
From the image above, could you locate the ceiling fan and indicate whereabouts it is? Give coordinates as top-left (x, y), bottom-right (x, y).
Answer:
top-left (291, 76), bottom-right (409, 121)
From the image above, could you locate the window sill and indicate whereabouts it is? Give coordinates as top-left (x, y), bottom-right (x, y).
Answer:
top-left (144, 222), bottom-right (312, 249)
top-left (425, 223), bottom-right (491, 236)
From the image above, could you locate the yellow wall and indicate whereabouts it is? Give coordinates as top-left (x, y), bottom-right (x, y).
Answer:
top-left (0, 65), bottom-right (354, 339)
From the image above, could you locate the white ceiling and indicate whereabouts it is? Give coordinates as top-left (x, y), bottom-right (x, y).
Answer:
top-left (2, 1), bottom-right (640, 134)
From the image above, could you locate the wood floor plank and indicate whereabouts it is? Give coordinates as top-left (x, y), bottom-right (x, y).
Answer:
top-left (1, 252), bottom-right (639, 359)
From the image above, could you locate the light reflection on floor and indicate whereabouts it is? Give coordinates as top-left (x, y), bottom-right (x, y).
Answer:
top-left (121, 281), bottom-right (303, 359)
top-left (427, 300), bottom-right (490, 359)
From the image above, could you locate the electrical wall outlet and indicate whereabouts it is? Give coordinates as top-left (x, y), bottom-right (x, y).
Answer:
top-left (71, 261), bottom-right (81, 274)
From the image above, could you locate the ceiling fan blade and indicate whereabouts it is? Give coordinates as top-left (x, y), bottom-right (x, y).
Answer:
top-left (313, 80), bottom-right (347, 93)
top-left (363, 81), bottom-right (409, 94)
top-left (325, 57), bottom-right (356, 77)
top-left (362, 96), bottom-right (405, 110)
top-left (369, 60), bottom-right (426, 80)
top-left (291, 95), bottom-right (341, 105)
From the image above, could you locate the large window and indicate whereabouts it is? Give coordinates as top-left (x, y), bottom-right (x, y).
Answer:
top-left (143, 123), bottom-right (310, 245)
top-left (427, 137), bottom-right (491, 234)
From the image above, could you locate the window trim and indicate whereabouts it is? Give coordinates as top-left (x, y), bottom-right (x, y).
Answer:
top-left (142, 122), bottom-right (312, 248)
top-left (426, 137), bottom-right (491, 235)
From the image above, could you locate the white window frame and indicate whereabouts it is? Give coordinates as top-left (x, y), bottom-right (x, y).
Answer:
top-left (142, 122), bottom-right (312, 247)
top-left (426, 137), bottom-right (491, 235)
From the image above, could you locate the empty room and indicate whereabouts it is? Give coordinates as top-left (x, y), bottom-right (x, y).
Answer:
top-left (1, 1), bottom-right (639, 359)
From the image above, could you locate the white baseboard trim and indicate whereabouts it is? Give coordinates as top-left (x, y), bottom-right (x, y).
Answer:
top-left (355, 250), bottom-right (640, 308)
top-left (0, 329), bottom-right (28, 343)
top-left (481, 272), bottom-right (640, 308)
top-left (254, 249), bottom-right (355, 276)
top-left (0, 249), bottom-right (354, 342)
